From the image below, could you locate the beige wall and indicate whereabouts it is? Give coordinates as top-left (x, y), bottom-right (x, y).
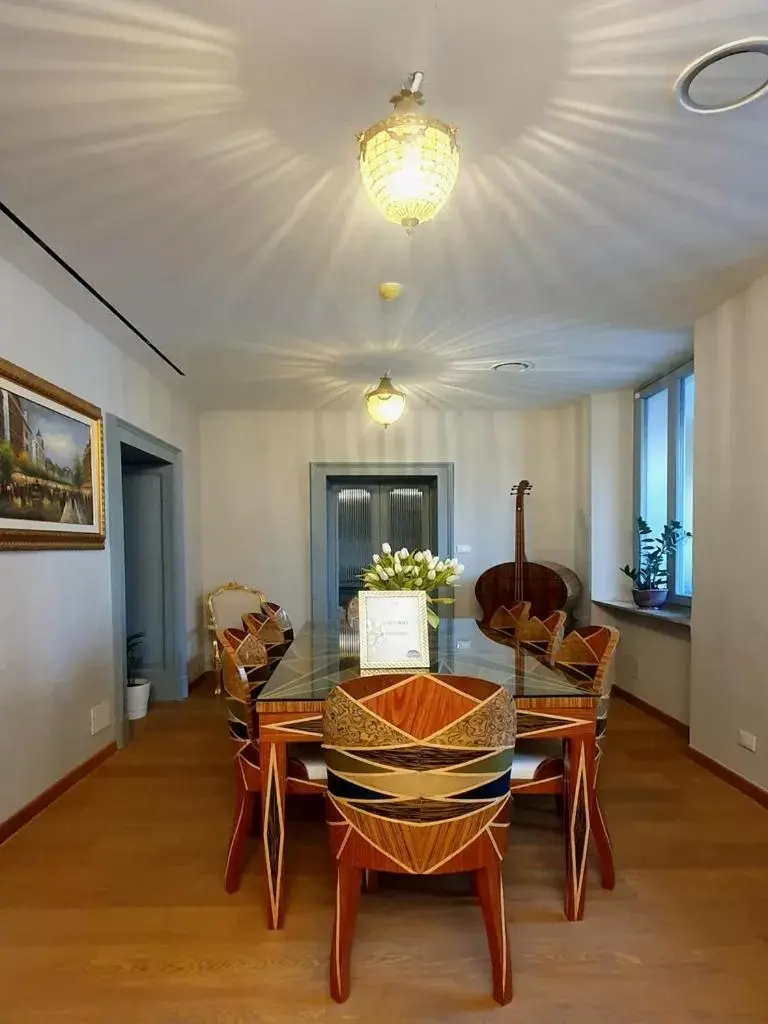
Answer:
top-left (691, 272), bottom-right (768, 789)
top-left (200, 406), bottom-right (588, 633)
top-left (0, 256), bottom-right (201, 824)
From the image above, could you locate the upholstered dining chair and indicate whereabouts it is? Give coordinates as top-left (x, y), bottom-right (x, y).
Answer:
top-left (323, 673), bottom-right (517, 1005)
top-left (207, 582), bottom-right (268, 694)
top-left (243, 602), bottom-right (294, 665)
top-left (345, 595), bottom-right (359, 627)
top-left (510, 625), bottom-right (620, 889)
top-left (489, 600), bottom-right (531, 639)
top-left (218, 630), bottom-right (326, 894)
top-left (516, 610), bottom-right (567, 665)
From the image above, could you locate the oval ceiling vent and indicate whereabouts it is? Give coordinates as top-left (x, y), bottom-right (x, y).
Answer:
top-left (675, 39), bottom-right (768, 113)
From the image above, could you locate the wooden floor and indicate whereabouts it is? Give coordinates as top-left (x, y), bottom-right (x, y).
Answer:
top-left (1, 685), bottom-right (767, 1024)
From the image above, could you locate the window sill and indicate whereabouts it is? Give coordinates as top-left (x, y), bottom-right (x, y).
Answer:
top-left (592, 599), bottom-right (690, 629)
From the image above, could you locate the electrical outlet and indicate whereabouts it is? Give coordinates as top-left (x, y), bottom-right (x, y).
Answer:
top-left (456, 640), bottom-right (472, 650)
top-left (90, 700), bottom-right (112, 736)
top-left (738, 730), bottom-right (757, 753)
top-left (456, 544), bottom-right (472, 554)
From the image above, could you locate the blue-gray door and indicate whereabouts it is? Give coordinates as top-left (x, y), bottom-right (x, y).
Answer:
top-left (327, 477), bottom-right (437, 615)
top-left (122, 465), bottom-right (175, 701)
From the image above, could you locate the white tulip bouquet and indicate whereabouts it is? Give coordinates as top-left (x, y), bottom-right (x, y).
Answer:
top-left (360, 543), bottom-right (464, 628)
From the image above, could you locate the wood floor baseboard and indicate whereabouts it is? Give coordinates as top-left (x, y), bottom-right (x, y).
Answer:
top-left (686, 747), bottom-right (768, 810)
top-left (613, 686), bottom-right (690, 739)
top-left (0, 741), bottom-right (117, 847)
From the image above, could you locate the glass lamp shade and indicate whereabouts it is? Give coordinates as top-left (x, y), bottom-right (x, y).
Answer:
top-left (365, 374), bottom-right (406, 426)
top-left (358, 111), bottom-right (459, 230)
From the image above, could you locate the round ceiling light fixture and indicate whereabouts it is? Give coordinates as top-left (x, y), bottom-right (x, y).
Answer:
top-left (492, 360), bottom-right (533, 372)
top-left (675, 38), bottom-right (768, 113)
top-left (358, 71), bottom-right (460, 232)
top-left (365, 371), bottom-right (406, 427)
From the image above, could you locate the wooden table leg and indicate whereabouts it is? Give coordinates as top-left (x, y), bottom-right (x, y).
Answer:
top-left (563, 732), bottom-right (595, 921)
top-left (259, 738), bottom-right (287, 930)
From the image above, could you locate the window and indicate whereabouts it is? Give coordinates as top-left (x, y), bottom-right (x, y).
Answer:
top-left (635, 362), bottom-right (694, 603)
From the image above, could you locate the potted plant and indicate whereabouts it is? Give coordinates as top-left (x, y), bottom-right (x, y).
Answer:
top-left (360, 543), bottom-right (464, 628)
top-left (620, 517), bottom-right (691, 608)
top-left (125, 631), bottom-right (151, 720)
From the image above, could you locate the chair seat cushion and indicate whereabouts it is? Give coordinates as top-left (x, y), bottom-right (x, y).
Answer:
top-left (510, 739), bottom-right (563, 781)
top-left (288, 743), bottom-right (327, 782)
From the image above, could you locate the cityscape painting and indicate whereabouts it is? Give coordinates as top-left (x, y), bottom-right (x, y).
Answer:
top-left (0, 358), bottom-right (105, 549)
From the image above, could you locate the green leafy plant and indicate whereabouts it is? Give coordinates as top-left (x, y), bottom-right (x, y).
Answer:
top-left (360, 543), bottom-right (464, 628)
top-left (620, 517), bottom-right (691, 591)
top-left (126, 632), bottom-right (145, 685)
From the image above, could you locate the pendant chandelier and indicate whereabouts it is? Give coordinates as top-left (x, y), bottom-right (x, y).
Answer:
top-left (365, 371), bottom-right (406, 427)
top-left (358, 72), bottom-right (460, 231)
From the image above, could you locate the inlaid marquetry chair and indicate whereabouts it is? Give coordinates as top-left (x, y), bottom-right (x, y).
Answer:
top-left (243, 602), bottom-right (294, 665)
top-left (206, 582), bottom-right (269, 694)
top-left (516, 610), bottom-right (567, 665)
top-left (510, 625), bottom-right (620, 889)
top-left (218, 631), bottom-right (326, 894)
top-left (489, 601), bottom-right (531, 640)
top-left (323, 673), bottom-right (517, 1005)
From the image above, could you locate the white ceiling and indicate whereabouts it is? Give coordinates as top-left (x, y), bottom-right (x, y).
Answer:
top-left (1, 0), bottom-right (767, 410)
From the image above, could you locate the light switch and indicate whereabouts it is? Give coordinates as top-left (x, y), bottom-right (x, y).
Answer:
top-left (456, 544), bottom-right (471, 554)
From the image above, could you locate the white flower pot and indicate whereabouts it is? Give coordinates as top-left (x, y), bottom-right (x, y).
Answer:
top-left (126, 678), bottom-right (151, 720)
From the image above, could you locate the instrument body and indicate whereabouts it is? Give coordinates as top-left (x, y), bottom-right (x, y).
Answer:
top-left (475, 480), bottom-right (581, 623)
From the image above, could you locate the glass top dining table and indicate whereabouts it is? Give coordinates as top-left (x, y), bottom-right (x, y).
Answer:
top-left (252, 617), bottom-right (600, 930)
top-left (256, 616), bottom-right (598, 706)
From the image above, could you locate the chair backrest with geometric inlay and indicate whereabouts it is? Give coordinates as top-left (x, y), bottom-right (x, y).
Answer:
top-left (517, 610), bottom-right (567, 664)
top-left (323, 674), bottom-right (517, 875)
top-left (243, 602), bottom-right (294, 655)
top-left (489, 601), bottom-right (531, 638)
top-left (554, 625), bottom-right (620, 697)
top-left (217, 628), bottom-right (270, 745)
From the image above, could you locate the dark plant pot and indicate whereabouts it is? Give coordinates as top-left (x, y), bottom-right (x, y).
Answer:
top-left (632, 588), bottom-right (668, 609)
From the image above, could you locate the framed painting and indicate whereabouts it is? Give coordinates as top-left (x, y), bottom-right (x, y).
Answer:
top-left (0, 357), bottom-right (105, 550)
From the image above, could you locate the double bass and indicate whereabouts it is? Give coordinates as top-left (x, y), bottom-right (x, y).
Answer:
top-left (475, 479), bottom-right (581, 624)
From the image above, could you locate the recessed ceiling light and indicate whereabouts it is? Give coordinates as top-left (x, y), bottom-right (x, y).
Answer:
top-left (492, 360), bottom-right (532, 372)
top-left (675, 38), bottom-right (768, 113)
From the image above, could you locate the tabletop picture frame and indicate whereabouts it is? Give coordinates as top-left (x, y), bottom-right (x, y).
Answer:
top-left (358, 590), bottom-right (430, 670)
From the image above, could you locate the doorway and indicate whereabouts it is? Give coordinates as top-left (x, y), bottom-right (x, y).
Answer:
top-left (106, 417), bottom-right (187, 748)
top-left (309, 461), bottom-right (454, 621)
top-left (328, 476), bottom-right (438, 616)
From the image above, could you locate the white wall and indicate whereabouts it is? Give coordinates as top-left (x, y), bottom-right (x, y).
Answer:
top-left (587, 390), bottom-right (692, 726)
top-left (200, 406), bottom-right (588, 633)
top-left (691, 272), bottom-right (768, 789)
top-left (0, 256), bottom-right (201, 824)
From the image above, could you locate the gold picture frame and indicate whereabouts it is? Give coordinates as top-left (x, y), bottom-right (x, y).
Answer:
top-left (358, 590), bottom-right (430, 670)
top-left (0, 357), bottom-right (105, 550)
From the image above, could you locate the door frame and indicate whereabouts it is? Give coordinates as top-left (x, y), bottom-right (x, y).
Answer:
top-left (309, 461), bottom-right (454, 621)
top-left (105, 416), bottom-right (187, 748)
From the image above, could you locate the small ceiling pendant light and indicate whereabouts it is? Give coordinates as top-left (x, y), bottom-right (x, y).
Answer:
top-left (358, 71), bottom-right (460, 232)
top-left (365, 371), bottom-right (406, 427)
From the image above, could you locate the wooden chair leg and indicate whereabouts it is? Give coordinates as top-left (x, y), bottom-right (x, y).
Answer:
top-left (225, 778), bottom-right (255, 894)
top-left (590, 793), bottom-right (616, 890)
top-left (330, 865), bottom-right (363, 1003)
top-left (475, 862), bottom-right (513, 1005)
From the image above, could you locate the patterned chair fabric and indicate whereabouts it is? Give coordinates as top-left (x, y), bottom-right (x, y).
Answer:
top-left (323, 673), bottom-right (517, 1004)
top-left (510, 624), bottom-right (621, 892)
top-left (206, 582), bottom-right (268, 693)
top-left (489, 600), bottom-right (531, 638)
top-left (218, 632), bottom-right (326, 895)
top-left (243, 602), bottom-right (294, 661)
top-left (346, 595), bottom-right (359, 627)
top-left (517, 610), bottom-right (567, 664)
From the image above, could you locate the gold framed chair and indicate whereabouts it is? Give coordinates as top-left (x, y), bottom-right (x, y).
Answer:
top-left (206, 582), bottom-right (268, 693)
